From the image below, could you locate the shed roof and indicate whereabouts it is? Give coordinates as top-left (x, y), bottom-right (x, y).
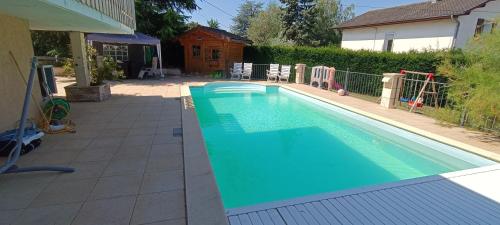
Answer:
top-left (177, 25), bottom-right (250, 44)
top-left (339, 0), bottom-right (494, 29)
top-left (86, 32), bottom-right (160, 45)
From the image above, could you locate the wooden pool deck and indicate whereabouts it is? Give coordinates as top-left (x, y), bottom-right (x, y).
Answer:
top-left (226, 165), bottom-right (500, 225)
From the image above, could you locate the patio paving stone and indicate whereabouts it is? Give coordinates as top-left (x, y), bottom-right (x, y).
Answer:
top-left (102, 158), bottom-right (148, 177)
top-left (74, 147), bottom-right (119, 163)
top-left (130, 190), bottom-right (186, 225)
top-left (145, 154), bottom-right (183, 173)
top-left (71, 196), bottom-right (136, 225)
top-left (12, 202), bottom-right (81, 225)
top-left (140, 170), bottom-right (184, 194)
top-left (89, 175), bottom-right (143, 200)
top-left (29, 178), bottom-right (97, 207)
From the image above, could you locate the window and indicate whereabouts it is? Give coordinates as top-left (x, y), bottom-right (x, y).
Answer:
top-left (103, 44), bottom-right (128, 61)
top-left (192, 45), bottom-right (201, 57)
top-left (475, 18), bottom-right (496, 37)
top-left (211, 49), bottom-right (221, 60)
top-left (383, 33), bottom-right (395, 52)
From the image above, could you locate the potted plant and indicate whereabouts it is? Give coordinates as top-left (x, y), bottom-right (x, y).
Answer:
top-left (65, 47), bottom-right (124, 102)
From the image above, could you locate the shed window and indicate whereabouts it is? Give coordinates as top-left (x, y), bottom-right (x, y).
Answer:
top-left (383, 33), bottom-right (395, 52)
top-left (192, 45), bottom-right (201, 57)
top-left (103, 44), bottom-right (128, 61)
top-left (211, 49), bottom-right (221, 60)
top-left (475, 19), bottom-right (496, 37)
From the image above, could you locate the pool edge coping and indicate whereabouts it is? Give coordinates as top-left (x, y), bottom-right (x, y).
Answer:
top-left (181, 84), bottom-right (230, 225)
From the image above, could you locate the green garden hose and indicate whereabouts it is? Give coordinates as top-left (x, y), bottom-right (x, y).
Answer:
top-left (43, 98), bottom-right (70, 121)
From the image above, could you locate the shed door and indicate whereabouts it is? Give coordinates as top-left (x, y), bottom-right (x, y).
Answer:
top-left (191, 44), bottom-right (203, 73)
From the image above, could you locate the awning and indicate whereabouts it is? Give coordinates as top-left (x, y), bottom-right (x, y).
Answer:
top-left (86, 32), bottom-right (160, 45)
top-left (86, 32), bottom-right (164, 77)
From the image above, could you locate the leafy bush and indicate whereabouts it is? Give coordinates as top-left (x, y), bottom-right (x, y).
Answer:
top-left (87, 46), bottom-right (124, 86)
top-left (62, 58), bottom-right (75, 77)
top-left (210, 70), bottom-right (224, 79)
top-left (244, 46), bottom-right (459, 74)
top-left (437, 23), bottom-right (500, 133)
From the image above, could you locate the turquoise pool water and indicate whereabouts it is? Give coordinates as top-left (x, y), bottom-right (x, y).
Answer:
top-left (190, 83), bottom-right (495, 209)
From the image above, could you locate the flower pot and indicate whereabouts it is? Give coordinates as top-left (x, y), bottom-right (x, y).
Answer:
top-left (64, 82), bottom-right (111, 102)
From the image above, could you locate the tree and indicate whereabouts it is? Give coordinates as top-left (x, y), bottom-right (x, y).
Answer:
top-left (207, 19), bottom-right (220, 29)
top-left (247, 4), bottom-right (285, 45)
top-left (31, 31), bottom-right (70, 57)
top-left (311, 0), bottom-right (354, 46)
top-left (231, 0), bottom-right (263, 37)
top-left (280, 0), bottom-right (317, 45)
top-left (186, 21), bottom-right (199, 29)
top-left (437, 20), bottom-right (500, 129)
top-left (135, 0), bottom-right (197, 40)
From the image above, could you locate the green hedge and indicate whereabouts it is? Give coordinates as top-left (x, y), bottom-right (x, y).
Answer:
top-left (244, 46), bottom-right (451, 75)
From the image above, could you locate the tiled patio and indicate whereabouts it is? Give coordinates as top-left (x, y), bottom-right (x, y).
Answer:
top-left (1, 79), bottom-right (186, 225)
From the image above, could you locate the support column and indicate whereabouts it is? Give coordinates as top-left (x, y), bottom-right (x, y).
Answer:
top-left (295, 64), bottom-right (306, 84)
top-left (380, 73), bottom-right (404, 109)
top-left (70, 32), bottom-right (90, 87)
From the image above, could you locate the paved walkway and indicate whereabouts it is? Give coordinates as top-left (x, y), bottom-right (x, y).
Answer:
top-left (1, 79), bottom-right (185, 225)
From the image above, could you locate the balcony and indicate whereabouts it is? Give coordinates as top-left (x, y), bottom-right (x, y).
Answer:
top-left (0, 0), bottom-right (136, 34)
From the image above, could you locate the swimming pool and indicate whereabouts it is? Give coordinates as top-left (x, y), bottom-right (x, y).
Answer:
top-left (189, 83), bottom-right (495, 209)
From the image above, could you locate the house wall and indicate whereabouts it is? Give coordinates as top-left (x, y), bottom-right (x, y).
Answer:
top-left (0, 13), bottom-right (42, 131)
top-left (455, 0), bottom-right (500, 48)
top-left (341, 19), bottom-right (457, 52)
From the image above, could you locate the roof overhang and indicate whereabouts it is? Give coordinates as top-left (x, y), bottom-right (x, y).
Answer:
top-left (339, 16), bottom-right (452, 30)
top-left (0, 0), bottom-right (134, 34)
top-left (177, 26), bottom-right (251, 45)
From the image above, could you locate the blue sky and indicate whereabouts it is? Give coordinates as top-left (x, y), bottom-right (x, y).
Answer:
top-left (189, 0), bottom-right (424, 30)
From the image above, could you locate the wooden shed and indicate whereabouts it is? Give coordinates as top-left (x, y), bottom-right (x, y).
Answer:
top-left (177, 26), bottom-right (249, 75)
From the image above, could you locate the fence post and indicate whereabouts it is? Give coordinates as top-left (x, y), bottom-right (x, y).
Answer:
top-left (344, 68), bottom-right (350, 91)
top-left (460, 109), bottom-right (467, 127)
top-left (295, 64), bottom-right (306, 84)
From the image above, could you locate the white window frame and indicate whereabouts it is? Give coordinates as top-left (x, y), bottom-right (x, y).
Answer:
top-left (103, 44), bottom-right (129, 62)
top-left (383, 33), bottom-right (395, 52)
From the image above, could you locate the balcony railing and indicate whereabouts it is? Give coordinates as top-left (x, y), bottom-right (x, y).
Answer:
top-left (78, 0), bottom-right (136, 30)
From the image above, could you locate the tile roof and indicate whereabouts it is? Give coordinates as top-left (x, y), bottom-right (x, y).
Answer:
top-left (179, 25), bottom-right (251, 44)
top-left (339, 0), bottom-right (494, 29)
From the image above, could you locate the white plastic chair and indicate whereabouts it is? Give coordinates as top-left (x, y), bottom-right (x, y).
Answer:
top-left (320, 66), bottom-right (330, 89)
top-left (230, 63), bottom-right (243, 80)
top-left (266, 64), bottom-right (280, 82)
top-left (241, 63), bottom-right (253, 81)
top-left (278, 65), bottom-right (291, 83)
top-left (310, 66), bottom-right (323, 88)
top-left (138, 57), bottom-right (160, 79)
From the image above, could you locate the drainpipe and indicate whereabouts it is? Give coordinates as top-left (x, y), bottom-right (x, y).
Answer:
top-left (373, 27), bottom-right (378, 51)
top-left (451, 15), bottom-right (461, 49)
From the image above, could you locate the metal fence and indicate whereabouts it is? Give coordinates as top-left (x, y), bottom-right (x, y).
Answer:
top-left (333, 70), bottom-right (383, 99)
top-left (250, 64), bottom-right (382, 101)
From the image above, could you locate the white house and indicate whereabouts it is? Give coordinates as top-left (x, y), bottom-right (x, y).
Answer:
top-left (339, 0), bottom-right (499, 52)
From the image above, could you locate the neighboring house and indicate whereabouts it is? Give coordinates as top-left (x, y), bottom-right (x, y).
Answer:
top-left (177, 25), bottom-right (250, 75)
top-left (0, 0), bottom-right (135, 131)
top-left (87, 32), bottom-right (163, 79)
top-left (339, 0), bottom-right (499, 52)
